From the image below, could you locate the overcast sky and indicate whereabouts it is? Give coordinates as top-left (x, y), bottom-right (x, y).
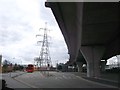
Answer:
top-left (0, 0), bottom-right (69, 66)
top-left (0, 0), bottom-right (119, 67)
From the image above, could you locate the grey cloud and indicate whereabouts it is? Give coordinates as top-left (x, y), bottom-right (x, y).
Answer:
top-left (0, 0), bottom-right (69, 66)
top-left (0, 24), bottom-right (33, 46)
top-left (39, 0), bottom-right (57, 26)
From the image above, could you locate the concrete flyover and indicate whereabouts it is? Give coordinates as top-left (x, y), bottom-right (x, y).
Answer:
top-left (45, 2), bottom-right (120, 78)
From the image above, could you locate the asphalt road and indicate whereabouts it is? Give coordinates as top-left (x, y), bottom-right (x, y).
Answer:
top-left (2, 71), bottom-right (30, 89)
top-left (13, 71), bottom-right (117, 88)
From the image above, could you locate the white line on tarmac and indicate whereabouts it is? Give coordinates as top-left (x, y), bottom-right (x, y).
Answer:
top-left (13, 78), bottom-right (38, 88)
top-left (75, 75), bottom-right (118, 88)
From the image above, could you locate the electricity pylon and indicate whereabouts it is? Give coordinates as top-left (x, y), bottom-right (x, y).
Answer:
top-left (36, 23), bottom-right (52, 70)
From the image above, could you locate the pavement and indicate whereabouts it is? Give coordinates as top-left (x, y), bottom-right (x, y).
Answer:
top-left (69, 72), bottom-right (120, 88)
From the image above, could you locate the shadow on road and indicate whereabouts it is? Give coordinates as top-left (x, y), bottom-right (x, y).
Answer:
top-left (1, 79), bottom-right (14, 90)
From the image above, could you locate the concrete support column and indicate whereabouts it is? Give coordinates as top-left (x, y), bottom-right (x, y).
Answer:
top-left (101, 60), bottom-right (107, 72)
top-left (81, 46), bottom-right (105, 78)
top-left (76, 62), bottom-right (83, 72)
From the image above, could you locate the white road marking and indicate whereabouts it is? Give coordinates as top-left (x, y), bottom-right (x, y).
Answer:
top-left (62, 75), bottom-right (68, 79)
top-left (14, 78), bottom-right (38, 88)
top-left (75, 75), bottom-right (118, 88)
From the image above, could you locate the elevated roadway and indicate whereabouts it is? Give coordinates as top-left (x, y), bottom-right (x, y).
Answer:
top-left (45, 2), bottom-right (120, 78)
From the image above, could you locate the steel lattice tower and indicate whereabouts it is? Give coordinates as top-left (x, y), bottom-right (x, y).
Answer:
top-left (36, 23), bottom-right (52, 69)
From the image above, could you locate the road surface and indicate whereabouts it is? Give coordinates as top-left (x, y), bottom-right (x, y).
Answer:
top-left (1, 71), bottom-right (118, 89)
top-left (12, 71), bottom-right (118, 88)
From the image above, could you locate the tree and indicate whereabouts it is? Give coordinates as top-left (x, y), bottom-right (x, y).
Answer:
top-left (2, 60), bottom-right (11, 72)
top-left (13, 63), bottom-right (18, 71)
top-left (57, 63), bottom-right (64, 71)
